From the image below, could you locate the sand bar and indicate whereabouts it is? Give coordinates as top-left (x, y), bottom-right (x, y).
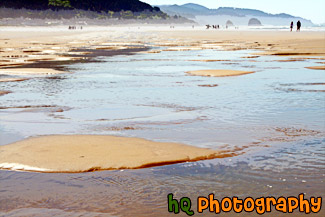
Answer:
top-left (305, 65), bottom-right (325, 70)
top-left (0, 90), bottom-right (11, 96)
top-left (186, 69), bottom-right (254, 77)
top-left (0, 77), bottom-right (29, 82)
top-left (0, 135), bottom-right (221, 173)
top-left (0, 68), bottom-right (68, 75)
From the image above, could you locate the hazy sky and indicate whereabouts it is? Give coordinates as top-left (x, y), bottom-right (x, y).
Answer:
top-left (142, 0), bottom-right (325, 24)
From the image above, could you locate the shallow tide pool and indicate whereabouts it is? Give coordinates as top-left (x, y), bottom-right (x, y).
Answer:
top-left (0, 48), bottom-right (324, 216)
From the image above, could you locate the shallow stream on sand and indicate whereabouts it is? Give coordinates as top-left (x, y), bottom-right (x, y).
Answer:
top-left (0, 48), bottom-right (324, 216)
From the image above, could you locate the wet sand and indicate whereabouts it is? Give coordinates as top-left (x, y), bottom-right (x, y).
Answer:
top-left (158, 30), bottom-right (325, 56)
top-left (0, 27), bottom-right (324, 172)
top-left (0, 26), bottom-right (324, 217)
top-left (0, 68), bottom-right (67, 75)
top-left (0, 77), bottom-right (29, 82)
top-left (0, 135), bottom-right (221, 173)
top-left (186, 69), bottom-right (254, 77)
top-left (306, 65), bottom-right (325, 70)
top-left (1, 27), bottom-right (325, 74)
top-left (0, 90), bottom-right (11, 96)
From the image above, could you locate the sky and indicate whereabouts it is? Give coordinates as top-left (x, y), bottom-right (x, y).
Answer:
top-left (142, 0), bottom-right (325, 24)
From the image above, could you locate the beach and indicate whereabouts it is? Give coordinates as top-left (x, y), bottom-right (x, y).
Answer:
top-left (0, 26), bottom-right (324, 216)
top-left (1, 26), bottom-right (324, 71)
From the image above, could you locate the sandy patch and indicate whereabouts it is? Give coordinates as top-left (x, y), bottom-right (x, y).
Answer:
top-left (305, 66), bottom-right (325, 70)
top-left (186, 69), bottom-right (254, 77)
top-left (146, 50), bottom-right (162, 54)
top-left (0, 77), bottom-right (29, 82)
top-left (0, 105), bottom-right (71, 113)
top-left (0, 90), bottom-right (11, 96)
top-left (0, 68), bottom-right (69, 75)
top-left (163, 47), bottom-right (203, 52)
top-left (275, 59), bottom-right (306, 62)
top-left (0, 135), bottom-right (221, 173)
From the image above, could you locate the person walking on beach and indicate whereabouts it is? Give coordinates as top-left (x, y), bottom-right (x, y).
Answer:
top-left (297, 20), bottom-right (301, 31)
top-left (290, 21), bottom-right (294, 31)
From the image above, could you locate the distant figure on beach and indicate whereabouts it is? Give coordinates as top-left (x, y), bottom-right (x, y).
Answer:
top-left (206, 25), bottom-right (211, 29)
top-left (290, 21), bottom-right (293, 31)
top-left (297, 20), bottom-right (301, 31)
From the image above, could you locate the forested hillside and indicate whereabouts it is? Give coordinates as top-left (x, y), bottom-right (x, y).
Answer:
top-left (0, 0), bottom-right (158, 12)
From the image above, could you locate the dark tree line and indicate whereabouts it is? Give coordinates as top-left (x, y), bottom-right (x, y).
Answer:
top-left (0, 0), bottom-right (160, 12)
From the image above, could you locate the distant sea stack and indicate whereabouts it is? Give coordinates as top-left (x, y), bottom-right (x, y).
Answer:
top-left (248, 18), bottom-right (262, 26)
top-left (157, 4), bottom-right (314, 26)
top-left (226, 20), bottom-right (234, 26)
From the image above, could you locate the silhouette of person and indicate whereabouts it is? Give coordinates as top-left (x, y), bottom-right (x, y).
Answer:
top-left (290, 21), bottom-right (293, 32)
top-left (297, 20), bottom-right (301, 31)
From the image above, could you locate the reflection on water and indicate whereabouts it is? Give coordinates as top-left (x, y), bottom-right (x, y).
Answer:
top-left (0, 48), bottom-right (324, 216)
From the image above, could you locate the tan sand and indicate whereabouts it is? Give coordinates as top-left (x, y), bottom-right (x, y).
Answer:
top-left (186, 69), bottom-right (254, 77)
top-left (0, 68), bottom-right (68, 75)
top-left (159, 30), bottom-right (325, 57)
top-left (0, 135), bottom-right (221, 173)
top-left (305, 65), bottom-right (325, 70)
top-left (0, 77), bottom-right (29, 82)
top-left (0, 90), bottom-right (11, 96)
top-left (1, 28), bottom-right (324, 74)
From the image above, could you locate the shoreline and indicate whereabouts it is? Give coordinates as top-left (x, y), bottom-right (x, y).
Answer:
top-left (0, 27), bottom-right (324, 77)
top-left (1, 27), bottom-right (325, 69)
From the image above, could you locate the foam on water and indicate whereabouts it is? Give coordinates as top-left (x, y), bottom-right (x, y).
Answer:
top-left (0, 163), bottom-right (51, 172)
